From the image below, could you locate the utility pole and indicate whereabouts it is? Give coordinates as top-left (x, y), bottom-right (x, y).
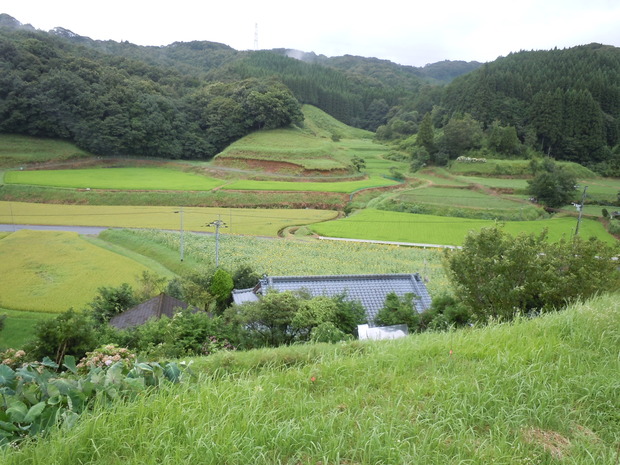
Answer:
top-left (207, 217), bottom-right (227, 267)
top-left (174, 207), bottom-right (184, 261)
top-left (574, 186), bottom-right (588, 237)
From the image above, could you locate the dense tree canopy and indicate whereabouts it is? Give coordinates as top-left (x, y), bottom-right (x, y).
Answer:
top-left (444, 226), bottom-right (620, 321)
top-left (0, 27), bottom-right (303, 159)
top-left (439, 44), bottom-right (620, 168)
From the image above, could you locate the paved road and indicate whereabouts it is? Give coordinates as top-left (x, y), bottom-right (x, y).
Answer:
top-left (0, 224), bottom-right (109, 235)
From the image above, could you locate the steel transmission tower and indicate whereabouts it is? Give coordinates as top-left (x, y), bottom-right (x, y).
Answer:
top-left (254, 23), bottom-right (259, 50)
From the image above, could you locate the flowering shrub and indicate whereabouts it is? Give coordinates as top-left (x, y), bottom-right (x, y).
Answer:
top-left (201, 336), bottom-right (236, 356)
top-left (0, 348), bottom-right (27, 369)
top-left (456, 156), bottom-right (487, 163)
top-left (77, 344), bottom-right (136, 372)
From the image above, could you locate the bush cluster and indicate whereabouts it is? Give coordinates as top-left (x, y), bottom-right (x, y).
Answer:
top-left (444, 225), bottom-right (620, 321)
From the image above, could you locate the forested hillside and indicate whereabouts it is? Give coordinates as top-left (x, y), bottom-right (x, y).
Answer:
top-left (0, 13), bottom-right (479, 160)
top-left (0, 16), bottom-right (302, 159)
top-left (438, 44), bottom-right (620, 168)
top-left (2, 13), bottom-right (620, 170)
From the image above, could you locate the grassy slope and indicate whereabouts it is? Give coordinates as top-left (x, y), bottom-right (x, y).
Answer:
top-left (215, 105), bottom-right (409, 176)
top-left (3, 294), bottom-right (618, 464)
top-left (0, 134), bottom-right (92, 169)
top-left (0, 308), bottom-right (54, 349)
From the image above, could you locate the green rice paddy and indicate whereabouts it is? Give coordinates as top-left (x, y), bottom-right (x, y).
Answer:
top-left (222, 175), bottom-right (400, 193)
top-left (311, 208), bottom-right (615, 246)
top-left (4, 167), bottom-right (227, 191)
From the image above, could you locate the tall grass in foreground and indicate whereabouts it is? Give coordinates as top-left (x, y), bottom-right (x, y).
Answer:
top-left (3, 295), bottom-right (618, 464)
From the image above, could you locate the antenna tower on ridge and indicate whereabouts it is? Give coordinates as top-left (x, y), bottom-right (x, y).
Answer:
top-left (254, 23), bottom-right (259, 50)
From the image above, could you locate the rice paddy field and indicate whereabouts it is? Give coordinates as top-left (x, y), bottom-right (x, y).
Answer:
top-left (222, 175), bottom-right (400, 193)
top-left (0, 202), bottom-right (337, 237)
top-left (396, 186), bottom-right (531, 210)
top-left (0, 230), bottom-right (153, 312)
top-left (310, 208), bottom-right (616, 246)
top-left (4, 167), bottom-right (227, 191)
top-left (100, 228), bottom-right (448, 295)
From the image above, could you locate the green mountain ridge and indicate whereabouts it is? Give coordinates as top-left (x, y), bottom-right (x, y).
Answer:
top-left (2, 13), bottom-right (620, 169)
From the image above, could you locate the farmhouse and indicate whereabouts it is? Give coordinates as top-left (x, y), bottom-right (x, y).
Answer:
top-left (109, 293), bottom-right (199, 329)
top-left (232, 273), bottom-right (432, 325)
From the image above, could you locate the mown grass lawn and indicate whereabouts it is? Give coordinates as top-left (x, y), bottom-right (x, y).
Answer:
top-left (0, 230), bottom-right (153, 312)
top-left (4, 167), bottom-right (227, 191)
top-left (311, 208), bottom-right (615, 246)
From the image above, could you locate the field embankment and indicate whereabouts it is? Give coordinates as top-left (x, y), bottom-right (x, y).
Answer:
top-left (3, 294), bottom-right (618, 464)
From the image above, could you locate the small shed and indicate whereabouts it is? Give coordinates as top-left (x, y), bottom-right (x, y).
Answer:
top-left (109, 293), bottom-right (199, 330)
top-left (232, 273), bottom-right (431, 326)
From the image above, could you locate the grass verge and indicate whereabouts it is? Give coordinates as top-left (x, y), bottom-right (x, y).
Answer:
top-left (0, 308), bottom-right (54, 349)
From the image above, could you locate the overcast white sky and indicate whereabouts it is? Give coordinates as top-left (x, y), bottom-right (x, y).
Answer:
top-left (3, 0), bottom-right (620, 67)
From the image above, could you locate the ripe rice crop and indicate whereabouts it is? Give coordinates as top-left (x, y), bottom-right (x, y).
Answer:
top-left (0, 230), bottom-right (152, 312)
top-left (0, 202), bottom-right (337, 237)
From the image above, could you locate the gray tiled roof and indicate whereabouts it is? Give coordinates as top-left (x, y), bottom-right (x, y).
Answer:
top-left (246, 273), bottom-right (431, 325)
top-left (232, 288), bottom-right (260, 305)
top-left (109, 293), bottom-right (198, 329)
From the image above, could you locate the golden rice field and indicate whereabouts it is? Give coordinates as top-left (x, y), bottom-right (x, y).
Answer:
top-left (0, 230), bottom-right (152, 312)
top-left (0, 202), bottom-right (337, 237)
